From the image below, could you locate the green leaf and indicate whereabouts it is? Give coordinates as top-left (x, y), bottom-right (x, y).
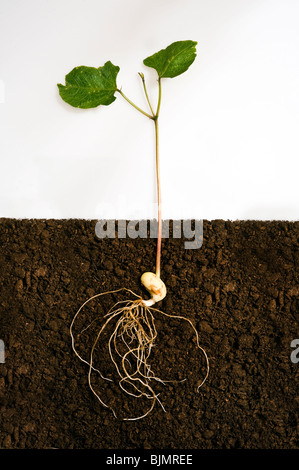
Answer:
top-left (57, 61), bottom-right (120, 109)
top-left (143, 40), bottom-right (197, 79)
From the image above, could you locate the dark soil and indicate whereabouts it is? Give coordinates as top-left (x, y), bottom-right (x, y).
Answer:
top-left (0, 219), bottom-right (298, 449)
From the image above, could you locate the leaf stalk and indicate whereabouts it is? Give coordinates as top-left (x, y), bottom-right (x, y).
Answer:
top-left (116, 89), bottom-right (153, 119)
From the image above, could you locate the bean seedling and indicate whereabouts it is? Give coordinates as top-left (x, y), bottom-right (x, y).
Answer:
top-left (58, 40), bottom-right (209, 420)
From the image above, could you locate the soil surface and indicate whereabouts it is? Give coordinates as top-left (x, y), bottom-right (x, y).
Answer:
top-left (0, 219), bottom-right (298, 449)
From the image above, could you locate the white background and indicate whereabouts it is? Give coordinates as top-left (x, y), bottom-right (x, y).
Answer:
top-left (0, 0), bottom-right (298, 220)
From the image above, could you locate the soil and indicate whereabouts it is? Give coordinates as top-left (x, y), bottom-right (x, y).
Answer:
top-left (0, 218), bottom-right (298, 449)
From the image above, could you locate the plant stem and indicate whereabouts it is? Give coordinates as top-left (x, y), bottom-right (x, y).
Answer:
top-left (154, 116), bottom-right (162, 279)
top-left (116, 89), bottom-right (153, 119)
top-left (155, 78), bottom-right (162, 279)
top-left (118, 79), bottom-right (162, 280)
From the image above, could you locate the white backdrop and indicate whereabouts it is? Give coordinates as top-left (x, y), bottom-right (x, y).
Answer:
top-left (0, 0), bottom-right (298, 220)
